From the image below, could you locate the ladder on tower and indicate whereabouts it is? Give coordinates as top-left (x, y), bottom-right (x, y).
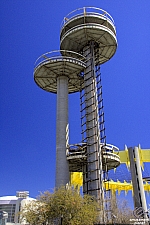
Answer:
top-left (80, 44), bottom-right (112, 221)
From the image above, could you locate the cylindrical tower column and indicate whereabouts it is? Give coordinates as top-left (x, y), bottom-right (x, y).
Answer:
top-left (83, 43), bottom-right (103, 201)
top-left (56, 76), bottom-right (69, 187)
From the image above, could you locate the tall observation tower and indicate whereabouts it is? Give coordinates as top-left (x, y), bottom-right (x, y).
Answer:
top-left (34, 7), bottom-right (120, 213)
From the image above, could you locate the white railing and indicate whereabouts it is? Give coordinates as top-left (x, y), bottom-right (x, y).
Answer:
top-left (101, 143), bottom-right (119, 154)
top-left (60, 7), bottom-right (115, 29)
top-left (34, 50), bottom-right (86, 69)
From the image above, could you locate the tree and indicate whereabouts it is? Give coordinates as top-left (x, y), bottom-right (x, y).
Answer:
top-left (20, 186), bottom-right (100, 225)
top-left (106, 193), bottom-right (133, 224)
top-left (19, 200), bottom-right (48, 225)
top-left (116, 198), bottom-right (133, 224)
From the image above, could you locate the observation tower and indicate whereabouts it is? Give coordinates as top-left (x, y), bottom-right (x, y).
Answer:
top-left (60, 7), bottom-right (120, 202)
top-left (34, 50), bottom-right (86, 187)
top-left (34, 6), bottom-right (120, 213)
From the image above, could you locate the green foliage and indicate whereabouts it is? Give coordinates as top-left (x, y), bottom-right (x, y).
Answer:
top-left (20, 186), bottom-right (100, 225)
top-left (19, 200), bottom-right (48, 225)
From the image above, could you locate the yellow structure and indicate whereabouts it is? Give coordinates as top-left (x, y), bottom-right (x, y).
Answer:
top-left (70, 146), bottom-right (150, 192)
top-left (70, 172), bottom-right (83, 188)
top-left (70, 172), bottom-right (150, 193)
top-left (104, 180), bottom-right (150, 194)
top-left (116, 145), bottom-right (150, 170)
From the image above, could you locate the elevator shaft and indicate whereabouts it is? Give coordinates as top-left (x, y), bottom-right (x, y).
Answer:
top-left (81, 43), bottom-right (104, 205)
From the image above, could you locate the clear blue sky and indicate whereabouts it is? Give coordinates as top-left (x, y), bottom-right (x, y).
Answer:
top-left (0, 0), bottom-right (150, 206)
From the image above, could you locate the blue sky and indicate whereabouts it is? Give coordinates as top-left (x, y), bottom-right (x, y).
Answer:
top-left (0, 0), bottom-right (150, 207)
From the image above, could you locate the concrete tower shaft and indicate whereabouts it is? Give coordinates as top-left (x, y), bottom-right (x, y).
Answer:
top-left (56, 75), bottom-right (69, 187)
top-left (82, 43), bottom-right (103, 200)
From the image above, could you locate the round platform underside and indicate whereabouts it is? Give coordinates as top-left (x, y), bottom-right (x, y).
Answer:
top-left (67, 155), bottom-right (86, 172)
top-left (34, 58), bottom-right (85, 93)
top-left (67, 152), bottom-right (120, 172)
top-left (60, 24), bottom-right (117, 64)
top-left (102, 152), bottom-right (120, 171)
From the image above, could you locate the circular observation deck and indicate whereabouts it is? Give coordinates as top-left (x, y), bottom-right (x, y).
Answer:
top-left (101, 144), bottom-right (120, 171)
top-left (66, 143), bottom-right (120, 172)
top-left (66, 143), bottom-right (87, 172)
top-left (34, 50), bottom-right (86, 93)
top-left (60, 7), bottom-right (117, 64)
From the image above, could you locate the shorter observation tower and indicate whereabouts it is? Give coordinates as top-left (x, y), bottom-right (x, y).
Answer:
top-left (34, 50), bottom-right (86, 187)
